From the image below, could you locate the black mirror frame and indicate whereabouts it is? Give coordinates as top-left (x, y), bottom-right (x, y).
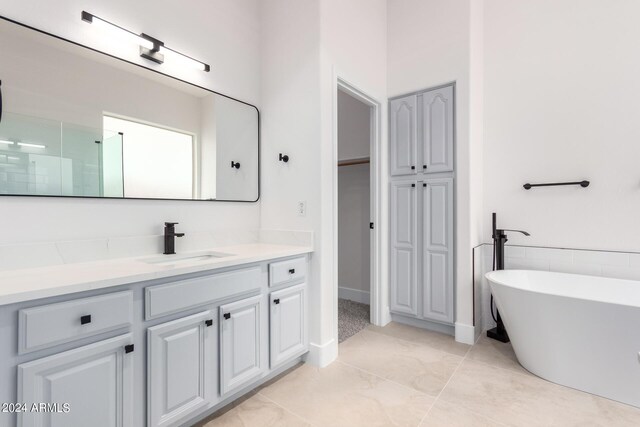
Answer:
top-left (0, 14), bottom-right (260, 203)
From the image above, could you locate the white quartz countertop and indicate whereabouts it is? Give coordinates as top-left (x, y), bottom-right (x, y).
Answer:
top-left (0, 243), bottom-right (312, 306)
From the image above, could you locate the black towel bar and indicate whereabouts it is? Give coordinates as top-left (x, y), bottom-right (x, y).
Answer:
top-left (523, 180), bottom-right (589, 190)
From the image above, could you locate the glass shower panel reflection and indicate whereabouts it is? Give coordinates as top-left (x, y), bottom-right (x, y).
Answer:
top-left (102, 130), bottom-right (124, 198)
top-left (0, 112), bottom-right (62, 195)
top-left (61, 123), bottom-right (102, 197)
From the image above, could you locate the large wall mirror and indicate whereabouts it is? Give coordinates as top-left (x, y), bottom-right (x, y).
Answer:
top-left (0, 16), bottom-right (259, 202)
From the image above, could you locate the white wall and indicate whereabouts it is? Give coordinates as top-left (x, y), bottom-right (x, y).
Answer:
top-left (387, 0), bottom-right (481, 340)
top-left (337, 91), bottom-right (371, 161)
top-left (259, 0), bottom-right (325, 361)
top-left (319, 0), bottom-right (388, 359)
top-left (338, 91), bottom-right (370, 301)
top-left (259, 0), bottom-right (387, 365)
top-left (0, 0), bottom-right (262, 244)
top-left (483, 0), bottom-right (640, 253)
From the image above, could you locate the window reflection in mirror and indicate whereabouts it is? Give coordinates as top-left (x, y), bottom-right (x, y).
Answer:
top-left (103, 116), bottom-right (195, 199)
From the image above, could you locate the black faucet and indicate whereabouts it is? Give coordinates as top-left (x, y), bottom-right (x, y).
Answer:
top-left (487, 213), bottom-right (530, 343)
top-left (163, 222), bottom-right (185, 255)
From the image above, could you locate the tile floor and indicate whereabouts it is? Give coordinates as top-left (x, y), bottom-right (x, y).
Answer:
top-left (199, 322), bottom-right (640, 426)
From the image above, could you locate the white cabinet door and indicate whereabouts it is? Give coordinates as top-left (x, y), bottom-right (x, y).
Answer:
top-left (422, 178), bottom-right (454, 323)
top-left (390, 179), bottom-right (418, 316)
top-left (390, 95), bottom-right (418, 176)
top-left (422, 86), bottom-right (454, 173)
top-left (220, 295), bottom-right (263, 396)
top-left (147, 311), bottom-right (216, 427)
top-left (270, 284), bottom-right (307, 368)
top-left (18, 334), bottom-right (134, 427)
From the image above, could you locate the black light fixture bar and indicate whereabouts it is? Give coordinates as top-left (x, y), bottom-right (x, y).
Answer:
top-left (81, 11), bottom-right (210, 72)
top-left (523, 180), bottom-right (590, 190)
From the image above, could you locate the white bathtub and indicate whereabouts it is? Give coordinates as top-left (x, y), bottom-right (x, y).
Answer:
top-left (486, 269), bottom-right (640, 407)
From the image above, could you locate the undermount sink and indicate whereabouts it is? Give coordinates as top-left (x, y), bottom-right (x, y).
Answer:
top-left (139, 251), bottom-right (232, 266)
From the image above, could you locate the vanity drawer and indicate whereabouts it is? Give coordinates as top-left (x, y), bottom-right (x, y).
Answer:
top-left (269, 257), bottom-right (306, 287)
top-left (19, 291), bottom-right (133, 354)
top-left (146, 266), bottom-right (262, 320)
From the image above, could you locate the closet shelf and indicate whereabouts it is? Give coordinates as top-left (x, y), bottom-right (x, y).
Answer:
top-left (338, 157), bottom-right (370, 167)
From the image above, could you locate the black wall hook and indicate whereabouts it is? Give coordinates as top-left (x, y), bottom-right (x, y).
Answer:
top-left (230, 161), bottom-right (240, 169)
top-left (279, 153), bottom-right (289, 163)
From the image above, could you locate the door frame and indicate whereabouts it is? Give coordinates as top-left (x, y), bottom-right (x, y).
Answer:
top-left (333, 76), bottom-right (383, 327)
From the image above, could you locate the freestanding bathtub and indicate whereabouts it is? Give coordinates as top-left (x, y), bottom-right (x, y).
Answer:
top-left (486, 269), bottom-right (640, 408)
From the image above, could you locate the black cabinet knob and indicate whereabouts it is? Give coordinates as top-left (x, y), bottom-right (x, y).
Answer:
top-left (411, 183), bottom-right (416, 187)
top-left (223, 313), bottom-right (231, 320)
top-left (411, 165), bottom-right (416, 170)
top-left (279, 153), bottom-right (289, 163)
top-left (423, 183), bottom-right (427, 187)
top-left (124, 344), bottom-right (134, 354)
top-left (231, 161), bottom-right (240, 169)
top-left (80, 315), bottom-right (92, 325)
top-left (423, 165), bottom-right (427, 169)
top-left (205, 319), bottom-right (213, 327)
top-left (288, 268), bottom-right (295, 274)
top-left (274, 298), bottom-right (280, 305)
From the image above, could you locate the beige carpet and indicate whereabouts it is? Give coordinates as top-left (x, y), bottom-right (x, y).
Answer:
top-left (338, 298), bottom-right (369, 343)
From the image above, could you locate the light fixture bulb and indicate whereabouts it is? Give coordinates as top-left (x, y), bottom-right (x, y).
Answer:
top-left (17, 142), bottom-right (46, 149)
top-left (159, 47), bottom-right (209, 72)
top-left (83, 12), bottom-right (154, 50)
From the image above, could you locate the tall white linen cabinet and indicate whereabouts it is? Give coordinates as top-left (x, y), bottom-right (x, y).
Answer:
top-left (389, 83), bottom-right (455, 331)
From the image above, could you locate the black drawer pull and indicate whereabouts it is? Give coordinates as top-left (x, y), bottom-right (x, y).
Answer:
top-left (223, 313), bottom-right (231, 320)
top-left (289, 268), bottom-right (295, 274)
top-left (423, 165), bottom-right (427, 169)
top-left (80, 315), bottom-right (92, 325)
top-left (274, 298), bottom-right (280, 305)
top-left (124, 344), bottom-right (134, 354)
top-left (205, 319), bottom-right (213, 327)
top-left (411, 165), bottom-right (416, 170)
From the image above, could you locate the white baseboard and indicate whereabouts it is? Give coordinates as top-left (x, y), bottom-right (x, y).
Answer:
top-left (338, 287), bottom-right (370, 305)
top-left (455, 322), bottom-right (476, 345)
top-left (391, 313), bottom-right (455, 336)
top-left (304, 339), bottom-right (338, 367)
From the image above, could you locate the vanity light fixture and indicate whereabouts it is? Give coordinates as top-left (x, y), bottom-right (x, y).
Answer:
top-left (81, 11), bottom-right (210, 72)
top-left (17, 142), bottom-right (46, 149)
top-left (0, 139), bottom-right (14, 145)
top-left (81, 11), bottom-right (154, 50)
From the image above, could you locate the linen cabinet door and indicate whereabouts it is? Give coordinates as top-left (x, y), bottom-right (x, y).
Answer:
top-left (270, 283), bottom-right (307, 368)
top-left (422, 178), bottom-right (454, 323)
top-left (390, 95), bottom-right (418, 176)
top-left (390, 179), bottom-right (418, 316)
top-left (147, 311), bottom-right (216, 427)
top-left (421, 85), bottom-right (454, 173)
top-left (219, 295), bottom-right (264, 396)
top-left (18, 334), bottom-right (134, 427)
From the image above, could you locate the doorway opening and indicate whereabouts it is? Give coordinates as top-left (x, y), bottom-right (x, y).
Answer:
top-left (336, 84), bottom-right (378, 343)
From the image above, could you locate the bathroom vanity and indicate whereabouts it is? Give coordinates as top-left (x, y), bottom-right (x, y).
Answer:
top-left (0, 244), bottom-right (311, 427)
